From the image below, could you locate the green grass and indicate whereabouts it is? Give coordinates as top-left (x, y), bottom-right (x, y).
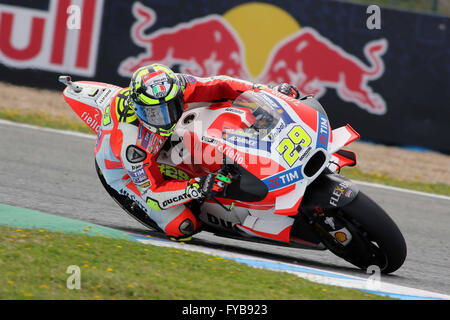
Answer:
top-left (0, 109), bottom-right (448, 197)
top-left (341, 167), bottom-right (450, 197)
top-left (0, 107), bottom-right (92, 134)
top-left (341, 0), bottom-right (449, 16)
top-left (0, 226), bottom-right (391, 300)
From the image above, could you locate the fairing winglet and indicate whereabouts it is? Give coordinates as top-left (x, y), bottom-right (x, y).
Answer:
top-left (328, 149), bottom-right (357, 173)
top-left (328, 124), bottom-right (360, 154)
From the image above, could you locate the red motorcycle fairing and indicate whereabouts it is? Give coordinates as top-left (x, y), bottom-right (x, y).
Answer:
top-left (60, 76), bottom-right (407, 274)
top-left (172, 88), bottom-right (337, 217)
top-left (60, 77), bottom-right (123, 134)
top-left (60, 77), bottom-right (361, 243)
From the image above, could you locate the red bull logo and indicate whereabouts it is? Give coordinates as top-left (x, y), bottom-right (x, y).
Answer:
top-left (260, 28), bottom-right (387, 114)
top-left (119, 2), bottom-right (388, 115)
top-left (118, 2), bottom-right (249, 79)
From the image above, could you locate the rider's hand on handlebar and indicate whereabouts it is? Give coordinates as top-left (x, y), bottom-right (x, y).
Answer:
top-left (273, 83), bottom-right (301, 99)
top-left (186, 173), bottom-right (232, 200)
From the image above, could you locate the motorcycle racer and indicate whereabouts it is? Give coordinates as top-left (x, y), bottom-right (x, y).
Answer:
top-left (95, 63), bottom-right (300, 240)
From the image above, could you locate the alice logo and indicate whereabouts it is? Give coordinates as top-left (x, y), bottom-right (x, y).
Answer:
top-left (66, 265), bottom-right (81, 290)
top-left (67, 5), bottom-right (81, 30)
top-left (366, 5), bottom-right (381, 30)
top-left (366, 265), bottom-right (381, 290)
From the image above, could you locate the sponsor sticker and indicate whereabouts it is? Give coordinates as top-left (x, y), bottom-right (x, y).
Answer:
top-left (329, 181), bottom-right (352, 206)
top-left (162, 193), bottom-right (190, 208)
top-left (316, 113), bottom-right (329, 150)
top-left (201, 136), bottom-right (219, 146)
top-left (221, 130), bottom-right (271, 151)
top-left (102, 105), bottom-right (111, 126)
top-left (129, 168), bottom-right (149, 185)
top-left (262, 166), bottom-right (304, 191)
top-left (96, 88), bottom-right (113, 108)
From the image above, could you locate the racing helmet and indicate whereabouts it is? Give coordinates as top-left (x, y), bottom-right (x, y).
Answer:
top-left (129, 64), bottom-right (185, 136)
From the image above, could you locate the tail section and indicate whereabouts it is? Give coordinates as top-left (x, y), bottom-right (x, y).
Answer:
top-left (59, 76), bottom-right (122, 133)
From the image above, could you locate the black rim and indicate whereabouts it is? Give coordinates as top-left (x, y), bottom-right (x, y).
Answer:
top-left (339, 213), bottom-right (389, 271)
top-left (312, 212), bottom-right (389, 272)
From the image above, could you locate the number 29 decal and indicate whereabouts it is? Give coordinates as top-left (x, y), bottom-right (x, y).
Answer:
top-left (277, 126), bottom-right (311, 167)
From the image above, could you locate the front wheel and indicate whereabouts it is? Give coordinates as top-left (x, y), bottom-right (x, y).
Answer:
top-left (328, 192), bottom-right (407, 274)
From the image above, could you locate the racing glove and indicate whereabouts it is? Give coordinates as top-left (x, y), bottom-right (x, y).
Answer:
top-left (186, 173), bottom-right (232, 200)
top-left (273, 83), bottom-right (301, 99)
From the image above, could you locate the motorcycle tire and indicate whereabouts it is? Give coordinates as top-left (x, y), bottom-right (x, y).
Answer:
top-left (339, 191), bottom-right (407, 274)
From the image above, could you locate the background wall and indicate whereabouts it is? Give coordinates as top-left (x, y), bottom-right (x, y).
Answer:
top-left (0, 0), bottom-right (449, 153)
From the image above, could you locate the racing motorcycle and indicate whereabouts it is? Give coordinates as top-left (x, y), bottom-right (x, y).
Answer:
top-left (59, 75), bottom-right (407, 274)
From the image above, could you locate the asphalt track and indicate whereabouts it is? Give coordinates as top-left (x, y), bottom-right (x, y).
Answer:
top-left (0, 120), bottom-right (449, 296)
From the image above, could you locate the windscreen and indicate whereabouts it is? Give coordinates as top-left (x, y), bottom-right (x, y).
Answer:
top-left (231, 91), bottom-right (281, 138)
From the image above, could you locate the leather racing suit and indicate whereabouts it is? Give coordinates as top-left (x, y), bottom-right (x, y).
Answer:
top-left (94, 75), bottom-right (259, 238)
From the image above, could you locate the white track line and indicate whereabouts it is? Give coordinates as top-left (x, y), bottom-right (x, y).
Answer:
top-left (134, 235), bottom-right (450, 300)
top-left (1, 119), bottom-right (448, 201)
top-left (354, 180), bottom-right (450, 201)
top-left (0, 119), bottom-right (96, 139)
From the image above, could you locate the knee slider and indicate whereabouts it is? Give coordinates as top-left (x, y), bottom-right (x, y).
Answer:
top-left (179, 219), bottom-right (194, 236)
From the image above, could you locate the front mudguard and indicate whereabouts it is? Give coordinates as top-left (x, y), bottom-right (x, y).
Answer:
top-left (299, 170), bottom-right (359, 213)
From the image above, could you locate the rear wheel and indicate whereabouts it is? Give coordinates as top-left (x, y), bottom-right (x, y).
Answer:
top-left (336, 192), bottom-right (407, 273)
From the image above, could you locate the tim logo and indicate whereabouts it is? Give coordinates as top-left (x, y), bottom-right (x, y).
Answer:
top-left (0, 0), bottom-right (104, 76)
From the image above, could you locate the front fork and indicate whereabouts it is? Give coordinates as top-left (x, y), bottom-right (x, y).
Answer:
top-left (296, 170), bottom-right (360, 248)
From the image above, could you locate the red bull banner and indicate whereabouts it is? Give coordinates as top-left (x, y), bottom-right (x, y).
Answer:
top-left (0, 0), bottom-right (104, 76)
top-left (0, 0), bottom-right (449, 153)
top-left (118, 2), bottom-right (388, 115)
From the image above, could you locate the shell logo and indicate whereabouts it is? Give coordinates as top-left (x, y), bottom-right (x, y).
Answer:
top-left (334, 231), bottom-right (348, 243)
